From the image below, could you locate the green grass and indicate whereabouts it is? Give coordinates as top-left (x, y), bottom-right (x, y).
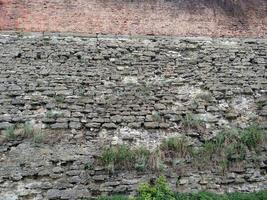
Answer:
top-left (100, 145), bottom-right (151, 171)
top-left (98, 125), bottom-right (266, 173)
top-left (180, 113), bottom-right (205, 130)
top-left (2, 123), bottom-right (46, 144)
top-left (97, 196), bottom-right (130, 200)
top-left (96, 190), bottom-right (267, 200)
top-left (32, 131), bottom-right (44, 144)
top-left (198, 125), bottom-right (266, 164)
top-left (240, 124), bottom-right (266, 150)
top-left (161, 137), bottom-right (193, 158)
top-left (23, 121), bottom-right (34, 138)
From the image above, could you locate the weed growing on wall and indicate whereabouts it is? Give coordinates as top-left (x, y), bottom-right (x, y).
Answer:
top-left (23, 121), bottom-right (34, 138)
top-left (240, 124), bottom-right (265, 150)
top-left (100, 145), bottom-right (151, 172)
top-left (2, 122), bottom-right (45, 144)
top-left (160, 137), bottom-right (193, 159)
top-left (180, 113), bottom-right (205, 131)
top-left (84, 161), bottom-right (94, 170)
top-left (32, 131), bottom-right (44, 144)
top-left (3, 126), bottom-right (16, 140)
top-left (99, 124), bottom-right (266, 174)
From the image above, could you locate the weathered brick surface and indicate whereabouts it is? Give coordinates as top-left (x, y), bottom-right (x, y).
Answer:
top-left (0, 0), bottom-right (266, 37)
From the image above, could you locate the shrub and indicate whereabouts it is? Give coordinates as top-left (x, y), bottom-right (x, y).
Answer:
top-left (137, 176), bottom-right (175, 200)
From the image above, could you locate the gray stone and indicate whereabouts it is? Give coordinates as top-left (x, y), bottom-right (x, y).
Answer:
top-left (51, 123), bottom-right (68, 129)
top-left (47, 189), bottom-right (62, 199)
top-left (144, 122), bottom-right (159, 128)
top-left (0, 122), bottom-right (12, 130)
top-left (69, 122), bottom-right (82, 129)
top-left (102, 123), bottom-right (117, 129)
top-left (0, 193), bottom-right (18, 200)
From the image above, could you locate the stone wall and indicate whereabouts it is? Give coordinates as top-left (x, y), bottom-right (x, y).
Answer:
top-left (0, 32), bottom-right (267, 200)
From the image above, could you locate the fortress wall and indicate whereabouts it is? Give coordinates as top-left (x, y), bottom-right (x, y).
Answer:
top-left (0, 32), bottom-right (266, 199)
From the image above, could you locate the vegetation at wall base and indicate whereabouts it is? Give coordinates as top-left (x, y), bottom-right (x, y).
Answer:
top-left (95, 176), bottom-right (267, 200)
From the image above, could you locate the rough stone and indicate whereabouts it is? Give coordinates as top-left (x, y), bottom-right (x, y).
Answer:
top-left (0, 33), bottom-right (266, 198)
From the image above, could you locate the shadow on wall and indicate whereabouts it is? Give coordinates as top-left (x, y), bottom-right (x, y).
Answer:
top-left (0, 0), bottom-right (266, 36)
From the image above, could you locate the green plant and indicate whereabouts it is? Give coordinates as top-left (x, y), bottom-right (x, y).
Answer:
top-left (134, 147), bottom-right (151, 172)
top-left (4, 126), bottom-right (16, 140)
top-left (137, 176), bottom-right (175, 200)
top-left (32, 131), bottom-right (44, 144)
top-left (256, 101), bottom-right (265, 110)
top-left (54, 95), bottom-right (65, 103)
top-left (116, 145), bottom-right (135, 168)
top-left (161, 137), bottom-right (192, 158)
top-left (100, 145), bottom-right (150, 171)
top-left (84, 162), bottom-right (94, 170)
top-left (97, 189), bottom-right (267, 200)
top-left (152, 111), bottom-right (161, 122)
top-left (200, 133), bottom-right (226, 160)
top-left (100, 145), bottom-right (154, 172)
top-left (219, 159), bottom-right (229, 175)
top-left (240, 124), bottom-right (266, 150)
top-left (227, 189), bottom-right (267, 200)
top-left (224, 142), bottom-right (246, 162)
top-left (46, 110), bottom-right (55, 118)
top-left (202, 141), bottom-right (218, 157)
top-left (180, 114), bottom-right (205, 130)
top-left (101, 147), bottom-right (116, 166)
top-left (23, 121), bottom-right (34, 138)
top-left (97, 196), bottom-right (130, 200)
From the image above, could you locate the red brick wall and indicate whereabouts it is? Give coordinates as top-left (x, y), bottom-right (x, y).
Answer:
top-left (0, 0), bottom-right (266, 37)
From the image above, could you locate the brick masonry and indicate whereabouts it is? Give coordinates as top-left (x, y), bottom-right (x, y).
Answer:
top-left (0, 0), bottom-right (266, 37)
